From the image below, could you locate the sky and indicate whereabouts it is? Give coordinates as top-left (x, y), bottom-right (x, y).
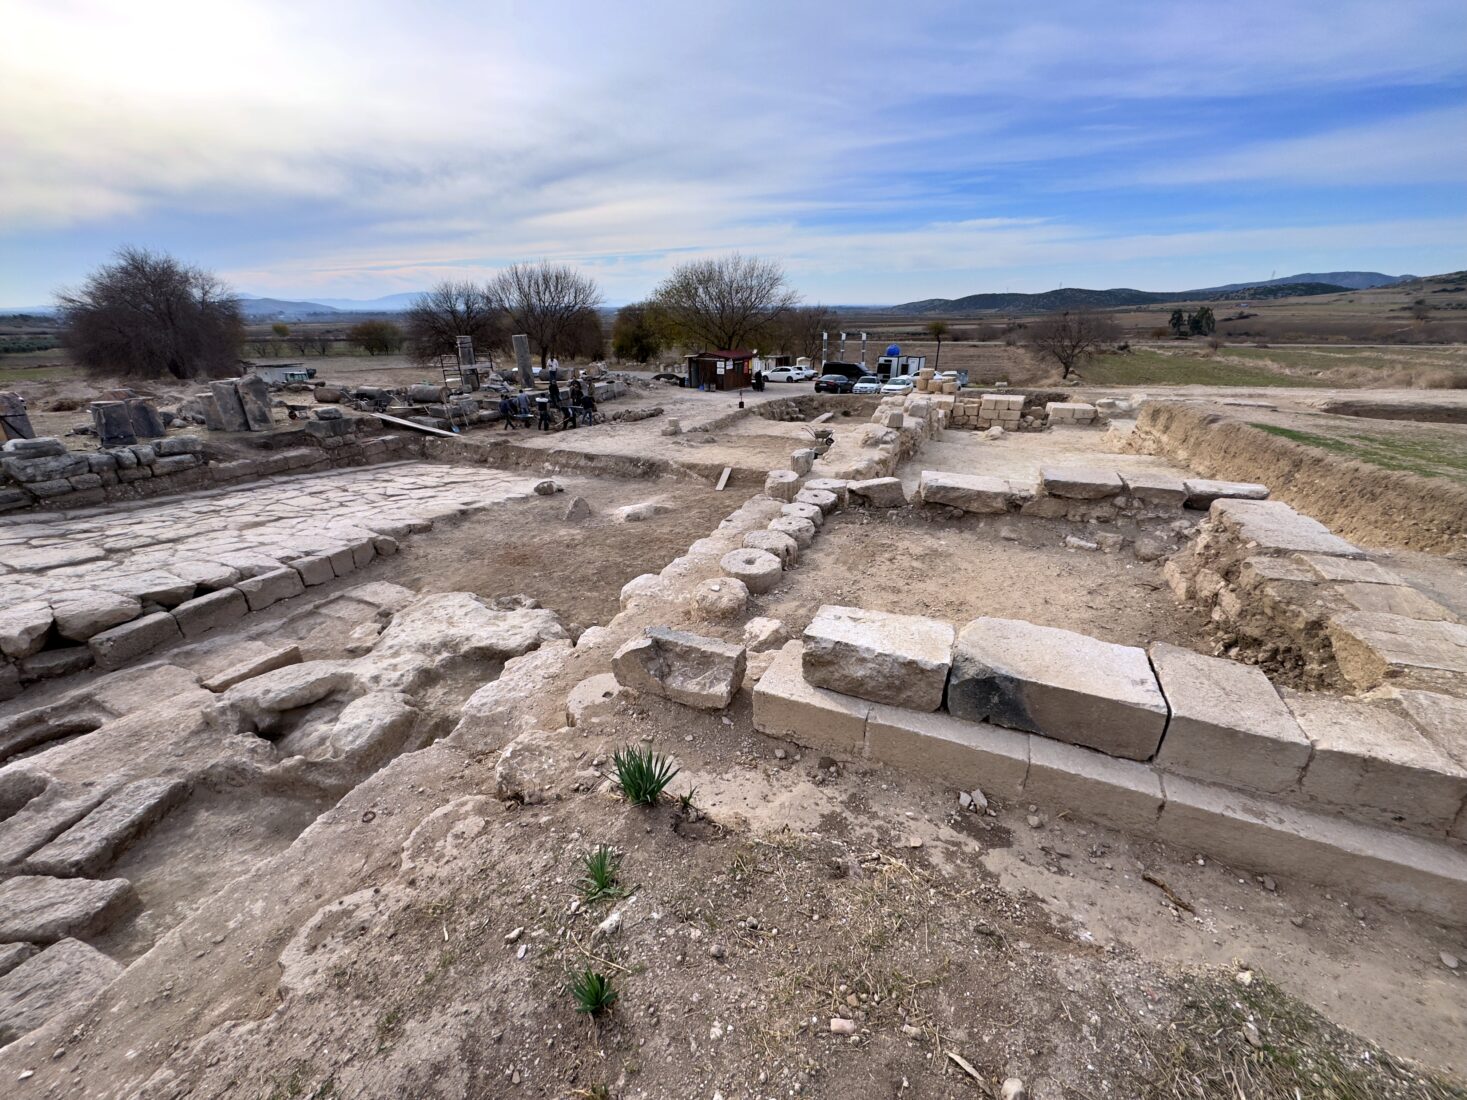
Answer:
top-left (2, 0), bottom-right (1465, 307)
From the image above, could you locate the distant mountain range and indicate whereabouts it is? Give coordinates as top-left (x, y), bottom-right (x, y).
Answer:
top-left (236, 293), bottom-right (422, 318)
top-left (886, 271), bottom-right (1415, 315)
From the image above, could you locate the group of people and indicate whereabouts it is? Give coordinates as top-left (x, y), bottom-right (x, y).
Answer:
top-left (497, 363), bottom-right (598, 431)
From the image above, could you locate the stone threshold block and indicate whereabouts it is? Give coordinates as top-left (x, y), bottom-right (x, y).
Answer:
top-left (1210, 499), bottom-right (1364, 559)
top-left (917, 470), bottom-right (1019, 514)
top-left (865, 703), bottom-right (1029, 796)
top-left (802, 605), bottom-right (954, 712)
top-left (1183, 479), bottom-right (1269, 508)
top-left (236, 567), bottom-right (307, 612)
top-left (752, 642), bottom-right (869, 757)
top-left (0, 938), bottom-right (123, 1046)
top-left (0, 875), bottom-right (136, 942)
top-left (1119, 471), bottom-right (1186, 507)
top-left (1025, 736), bottom-right (1163, 832)
top-left (1326, 612), bottom-right (1467, 693)
top-left (1039, 466), bottom-right (1123, 500)
top-left (88, 611), bottom-right (182, 671)
top-left (612, 627), bottom-right (746, 711)
top-left (1284, 691), bottom-right (1467, 837)
top-left (1151, 643), bottom-right (1310, 794)
top-left (24, 777), bottom-right (189, 877)
top-left (171, 587), bottom-right (250, 639)
top-left (948, 618), bottom-right (1168, 761)
top-left (1156, 773), bottom-right (1467, 923)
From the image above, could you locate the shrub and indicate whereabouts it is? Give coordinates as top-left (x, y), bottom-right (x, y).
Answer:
top-left (569, 969), bottom-right (618, 1016)
top-left (612, 744), bottom-right (679, 805)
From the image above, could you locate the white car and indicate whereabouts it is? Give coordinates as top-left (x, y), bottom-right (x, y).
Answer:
top-left (852, 375), bottom-right (882, 394)
top-left (765, 367), bottom-right (800, 383)
top-left (880, 376), bottom-right (915, 394)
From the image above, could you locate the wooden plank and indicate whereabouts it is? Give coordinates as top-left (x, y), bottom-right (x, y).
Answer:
top-left (374, 412), bottom-right (462, 439)
top-left (714, 467), bottom-right (732, 491)
top-left (811, 412), bottom-right (835, 424)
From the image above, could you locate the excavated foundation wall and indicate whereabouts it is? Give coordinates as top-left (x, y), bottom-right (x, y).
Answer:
top-left (1128, 403), bottom-right (1467, 553)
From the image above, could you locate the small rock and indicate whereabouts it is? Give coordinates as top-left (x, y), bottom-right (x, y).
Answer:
top-left (1260, 875), bottom-right (1277, 892)
top-left (1026, 814), bottom-right (1043, 829)
top-left (999, 526), bottom-right (1020, 542)
top-left (829, 1017), bottom-right (857, 1036)
top-left (505, 927), bottom-right (524, 943)
top-left (1242, 1022), bottom-right (1262, 1049)
top-left (533, 479), bottom-right (561, 496)
top-left (709, 943), bottom-right (726, 959)
top-left (774, 748), bottom-right (787, 760)
top-left (595, 911), bottom-right (622, 938)
top-left (1289, 915), bottom-right (1306, 928)
top-left (1001, 1078), bottom-right (1027, 1100)
top-left (1442, 951), bottom-right (1460, 970)
top-left (1063, 535), bottom-right (1099, 552)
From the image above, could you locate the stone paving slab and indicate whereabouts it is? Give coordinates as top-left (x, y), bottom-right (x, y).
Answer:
top-left (917, 471), bottom-right (1017, 514)
top-left (1209, 498), bottom-right (1364, 558)
top-left (0, 938), bottom-right (122, 1046)
top-left (0, 876), bottom-right (135, 942)
top-left (24, 777), bottom-right (190, 877)
top-left (1326, 611), bottom-right (1467, 693)
top-left (752, 642), bottom-right (869, 757)
top-left (1039, 466), bottom-right (1123, 500)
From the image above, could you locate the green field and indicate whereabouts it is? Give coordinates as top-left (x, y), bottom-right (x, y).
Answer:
top-left (1250, 422), bottom-right (1467, 482)
top-left (1079, 349), bottom-right (1332, 387)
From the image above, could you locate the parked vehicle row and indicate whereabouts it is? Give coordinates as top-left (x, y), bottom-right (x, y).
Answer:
top-left (765, 366), bottom-right (816, 383)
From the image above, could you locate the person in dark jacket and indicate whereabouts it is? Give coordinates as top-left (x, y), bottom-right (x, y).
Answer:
top-left (498, 394), bottom-right (516, 429)
top-left (536, 396), bottom-right (552, 431)
top-left (579, 387), bottom-right (596, 425)
top-left (548, 379), bottom-right (561, 408)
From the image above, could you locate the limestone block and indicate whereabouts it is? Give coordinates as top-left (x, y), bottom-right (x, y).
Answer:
top-left (1184, 479), bottom-right (1269, 508)
top-left (917, 470), bottom-right (1014, 514)
top-left (236, 567), bottom-right (307, 612)
top-left (1, 452), bottom-right (88, 483)
top-left (1150, 643), bottom-right (1310, 793)
top-left (948, 617), bottom-right (1167, 761)
top-left (1388, 689), bottom-right (1467, 769)
top-left (90, 401), bottom-right (137, 447)
top-left (1039, 466), bottom-right (1123, 500)
top-left (742, 530), bottom-right (798, 566)
top-left (768, 515), bottom-right (817, 548)
top-left (1326, 612), bottom-right (1467, 693)
top-left (292, 554), bottom-right (336, 587)
top-left (209, 381), bottom-right (250, 432)
top-left (1292, 554), bottom-right (1402, 585)
top-left (202, 644), bottom-right (303, 692)
top-left (235, 373), bottom-right (274, 431)
top-left (24, 778), bottom-right (189, 877)
top-left (1025, 737), bottom-right (1163, 831)
top-left (18, 647), bottom-right (92, 682)
top-left (803, 478), bottom-right (850, 507)
top-left (780, 502), bottom-right (823, 527)
top-left (752, 642), bottom-right (870, 757)
top-left (1286, 691), bottom-right (1467, 835)
top-left (0, 938), bottom-right (123, 1046)
top-left (171, 587), bottom-right (249, 639)
top-left (52, 590), bottom-right (141, 641)
top-left (1210, 499), bottom-right (1364, 558)
top-left (720, 548), bottom-right (783, 594)
top-left (764, 470), bottom-right (800, 502)
top-left (866, 703), bottom-right (1028, 795)
top-left (1331, 582), bottom-right (1456, 621)
top-left (1156, 773), bottom-right (1467, 922)
top-left (802, 605), bottom-right (954, 712)
top-left (96, 570), bottom-right (195, 607)
top-left (0, 875), bottom-right (135, 942)
top-left (88, 611), bottom-right (181, 670)
top-left (691, 577), bottom-right (750, 621)
top-left (0, 943), bottom-right (35, 979)
top-left (611, 627), bottom-right (747, 711)
top-left (794, 488), bottom-right (838, 514)
top-left (743, 616), bottom-right (788, 651)
top-left (566, 673), bottom-right (626, 726)
top-left (1119, 470), bottom-right (1187, 507)
top-left (848, 477), bottom-right (906, 507)
top-left (789, 448), bottom-right (816, 475)
top-left (0, 602), bottom-right (54, 660)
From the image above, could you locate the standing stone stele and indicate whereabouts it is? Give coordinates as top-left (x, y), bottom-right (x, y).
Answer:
top-left (512, 334), bottom-right (534, 388)
top-left (90, 401), bottom-right (138, 447)
top-left (124, 398), bottom-right (166, 439)
top-left (0, 392), bottom-right (35, 440)
top-left (234, 374), bottom-right (274, 431)
top-left (209, 381), bottom-right (250, 432)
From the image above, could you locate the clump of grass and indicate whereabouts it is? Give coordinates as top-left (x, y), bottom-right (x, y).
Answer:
top-left (569, 969), bottom-right (618, 1016)
top-left (677, 786), bottom-right (699, 813)
top-left (613, 743), bottom-right (679, 805)
top-left (580, 844), bottom-right (622, 902)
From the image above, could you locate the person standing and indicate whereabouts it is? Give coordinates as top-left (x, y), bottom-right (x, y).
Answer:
top-left (536, 395), bottom-right (552, 431)
top-left (498, 393), bottom-right (516, 429)
top-left (548, 355), bottom-right (560, 381)
top-left (580, 386), bottom-right (596, 425)
top-left (548, 378), bottom-right (561, 408)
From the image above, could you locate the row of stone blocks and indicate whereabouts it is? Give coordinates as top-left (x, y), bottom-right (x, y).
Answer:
top-left (753, 639), bottom-right (1467, 921)
top-left (788, 605), bottom-right (1467, 843)
top-left (917, 467), bottom-right (1269, 519)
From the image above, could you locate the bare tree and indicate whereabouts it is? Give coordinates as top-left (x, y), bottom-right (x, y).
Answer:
top-left (404, 282), bottom-right (503, 366)
top-left (1024, 310), bottom-right (1120, 379)
top-left (488, 262), bottom-right (603, 369)
top-left (650, 253), bottom-right (800, 351)
top-left (925, 319), bottom-right (950, 369)
top-left (775, 304), bottom-right (837, 361)
top-left (348, 319), bottom-right (403, 356)
top-left (57, 247), bottom-right (243, 379)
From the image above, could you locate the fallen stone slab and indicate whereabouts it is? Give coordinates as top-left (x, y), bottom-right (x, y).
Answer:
top-left (789, 448), bottom-right (816, 475)
top-left (170, 587), bottom-right (249, 640)
top-left (720, 548), bottom-right (783, 594)
top-left (0, 938), bottom-right (122, 1046)
top-left (236, 567), bottom-right (307, 612)
top-left (88, 611), bottom-right (181, 671)
top-left (203, 644), bottom-right (303, 692)
top-left (865, 703), bottom-right (1028, 796)
top-left (1326, 612), bottom-right (1467, 692)
top-left (611, 627), bottom-right (746, 710)
top-left (802, 605), bottom-right (954, 712)
top-left (752, 642), bottom-right (869, 757)
top-left (743, 616), bottom-right (787, 652)
top-left (1119, 471), bottom-right (1187, 507)
top-left (0, 783), bottom-right (116, 870)
top-left (1151, 643), bottom-right (1311, 794)
top-left (52, 591), bottom-right (141, 642)
top-left (0, 876), bottom-right (136, 943)
top-left (235, 373), bottom-right (274, 431)
top-left (1184, 479), bottom-right (1269, 508)
top-left (1156, 773), bottom-right (1467, 922)
top-left (24, 777), bottom-right (189, 877)
top-left (947, 617), bottom-right (1167, 761)
top-left (1040, 466), bottom-right (1123, 500)
top-left (0, 602), bottom-right (53, 660)
top-left (847, 477), bottom-right (906, 507)
top-left (1025, 736), bottom-right (1163, 832)
top-left (1285, 691), bottom-right (1467, 836)
top-left (209, 380), bottom-right (250, 432)
top-left (917, 470), bottom-right (1015, 514)
top-left (1211, 499), bottom-right (1363, 558)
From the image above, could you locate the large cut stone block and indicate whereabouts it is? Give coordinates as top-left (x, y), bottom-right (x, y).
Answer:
top-left (87, 610), bottom-right (181, 670)
top-left (236, 567), bottom-right (306, 612)
top-left (0, 938), bottom-right (122, 1046)
top-left (802, 605), bottom-right (954, 711)
top-left (1156, 774), bottom-right (1467, 922)
top-left (1184, 479), bottom-right (1269, 508)
top-left (1326, 612), bottom-right (1467, 693)
top-left (917, 470), bottom-right (1014, 514)
top-left (1292, 554), bottom-right (1402, 585)
top-left (847, 477), bottom-right (907, 507)
top-left (1025, 737), bottom-right (1163, 831)
top-left (1331, 582), bottom-right (1456, 621)
top-left (1285, 691), bottom-right (1467, 836)
top-left (1119, 471), bottom-right (1186, 507)
top-left (52, 590), bottom-right (140, 642)
top-left (866, 704), bottom-right (1028, 795)
top-left (0, 875), bottom-right (135, 942)
top-left (0, 602), bottom-right (54, 660)
top-left (947, 617), bottom-right (1168, 761)
top-left (1040, 466), bottom-right (1122, 500)
top-left (1151, 643), bottom-right (1310, 794)
top-left (611, 627), bottom-right (746, 710)
top-left (234, 373), bottom-right (275, 431)
top-left (1388, 689), bottom-right (1467, 771)
top-left (24, 777), bottom-right (189, 877)
top-left (209, 380), bottom-right (250, 432)
top-left (89, 401), bottom-right (137, 446)
top-left (171, 587), bottom-right (249, 639)
top-left (1209, 499), bottom-right (1363, 558)
top-left (752, 642), bottom-right (869, 757)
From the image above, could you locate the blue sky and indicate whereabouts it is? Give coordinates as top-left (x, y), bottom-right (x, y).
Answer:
top-left (2, 0), bottom-right (1464, 307)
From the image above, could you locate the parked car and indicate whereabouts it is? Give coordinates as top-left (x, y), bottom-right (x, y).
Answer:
top-left (765, 367), bottom-right (800, 383)
top-left (793, 366), bottom-right (817, 381)
top-left (814, 374), bottom-right (855, 394)
top-left (852, 375), bottom-right (882, 394)
top-left (880, 376), bottom-right (915, 394)
top-left (651, 372), bottom-right (686, 386)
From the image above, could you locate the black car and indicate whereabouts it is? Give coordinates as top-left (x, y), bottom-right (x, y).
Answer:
top-left (814, 374), bottom-right (855, 394)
